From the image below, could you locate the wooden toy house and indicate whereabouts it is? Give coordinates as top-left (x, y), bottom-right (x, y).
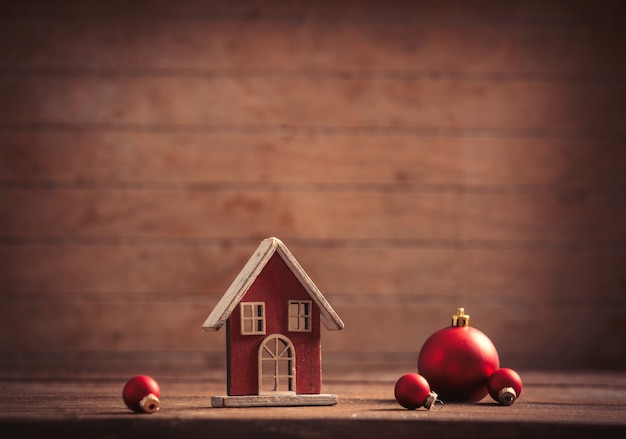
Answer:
top-left (202, 237), bottom-right (344, 407)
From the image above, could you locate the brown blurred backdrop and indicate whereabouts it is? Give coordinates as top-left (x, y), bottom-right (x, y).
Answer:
top-left (0, 0), bottom-right (625, 377)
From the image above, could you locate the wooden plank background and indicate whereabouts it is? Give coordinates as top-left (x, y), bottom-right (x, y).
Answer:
top-left (0, 0), bottom-right (625, 375)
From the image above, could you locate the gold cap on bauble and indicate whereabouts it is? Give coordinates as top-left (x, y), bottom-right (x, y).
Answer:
top-left (451, 308), bottom-right (470, 327)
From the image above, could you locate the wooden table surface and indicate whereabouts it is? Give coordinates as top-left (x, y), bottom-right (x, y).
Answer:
top-left (1, 368), bottom-right (625, 438)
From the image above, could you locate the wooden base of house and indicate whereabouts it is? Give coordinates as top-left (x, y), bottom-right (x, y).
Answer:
top-left (211, 393), bottom-right (339, 408)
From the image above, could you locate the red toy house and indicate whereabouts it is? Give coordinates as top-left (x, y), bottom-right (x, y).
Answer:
top-left (202, 237), bottom-right (344, 407)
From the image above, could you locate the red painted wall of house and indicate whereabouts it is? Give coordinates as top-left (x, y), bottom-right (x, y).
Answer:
top-left (226, 252), bottom-right (322, 396)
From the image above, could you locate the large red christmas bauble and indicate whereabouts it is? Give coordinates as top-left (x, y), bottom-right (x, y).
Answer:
top-left (418, 308), bottom-right (499, 402)
top-left (122, 375), bottom-right (161, 413)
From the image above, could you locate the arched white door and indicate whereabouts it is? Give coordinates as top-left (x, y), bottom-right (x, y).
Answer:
top-left (258, 334), bottom-right (296, 394)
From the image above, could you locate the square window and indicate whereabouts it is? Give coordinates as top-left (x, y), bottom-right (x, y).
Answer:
top-left (288, 300), bottom-right (312, 332)
top-left (240, 302), bottom-right (265, 335)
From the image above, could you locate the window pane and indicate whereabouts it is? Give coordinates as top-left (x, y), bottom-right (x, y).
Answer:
top-left (243, 319), bottom-right (253, 333)
top-left (277, 359), bottom-right (291, 376)
top-left (277, 377), bottom-right (291, 392)
top-left (262, 377), bottom-right (277, 392)
top-left (289, 316), bottom-right (299, 330)
top-left (289, 302), bottom-right (299, 315)
top-left (261, 348), bottom-right (273, 359)
top-left (261, 359), bottom-right (275, 371)
top-left (277, 340), bottom-right (289, 357)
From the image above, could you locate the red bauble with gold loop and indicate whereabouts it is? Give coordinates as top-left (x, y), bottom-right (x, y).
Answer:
top-left (418, 308), bottom-right (500, 402)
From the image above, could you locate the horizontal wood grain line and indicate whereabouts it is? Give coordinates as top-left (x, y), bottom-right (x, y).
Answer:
top-left (2, 243), bottom-right (624, 298)
top-left (3, 15), bottom-right (624, 76)
top-left (0, 352), bottom-right (622, 379)
top-left (3, 180), bottom-right (624, 195)
top-left (0, 301), bottom-right (622, 370)
top-left (2, 132), bottom-right (625, 186)
top-left (0, 292), bottom-right (519, 306)
top-left (2, 292), bottom-right (623, 308)
top-left (2, 68), bottom-right (623, 83)
top-left (2, 189), bottom-right (624, 242)
top-left (0, 0), bottom-right (623, 25)
top-left (1, 236), bottom-right (625, 250)
top-left (0, 350), bottom-right (615, 373)
top-left (2, 352), bottom-right (621, 383)
top-left (2, 76), bottom-right (623, 132)
top-left (0, 123), bottom-right (623, 140)
top-left (0, 351), bottom-right (222, 363)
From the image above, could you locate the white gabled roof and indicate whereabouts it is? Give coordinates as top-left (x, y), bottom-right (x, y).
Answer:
top-left (202, 237), bottom-right (344, 332)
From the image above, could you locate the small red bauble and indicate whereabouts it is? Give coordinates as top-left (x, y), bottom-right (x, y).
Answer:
top-left (488, 368), bottom-right (523, 405)
top-left (122, 375), bottom-right (161, 413)
top-left (418, 308), bottom-right (500, 402)
top-left (394, 373), bottom-right (438, 410)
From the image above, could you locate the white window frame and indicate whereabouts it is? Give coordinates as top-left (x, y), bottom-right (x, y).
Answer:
top-left (288, 300), bottom-right (312, 332)
top-left (240, 302), bottom-right (266, 335)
